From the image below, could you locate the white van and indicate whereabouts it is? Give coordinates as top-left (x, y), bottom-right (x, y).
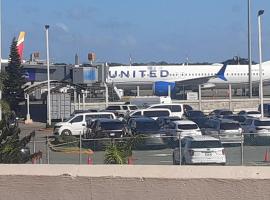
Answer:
top-left (128, 108), bottom-right (171, 120)
top-left (53, 112), bottom-right (116, 136)
top-left (147, 103), bottom-right (184, 119)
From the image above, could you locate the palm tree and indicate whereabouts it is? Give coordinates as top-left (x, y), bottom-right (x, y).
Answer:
top-left (104, 135), bottom-right (144, 164)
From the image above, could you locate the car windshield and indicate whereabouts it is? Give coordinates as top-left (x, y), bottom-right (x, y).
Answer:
top-left (178, 124), bottom-right (198, 130)
top-left (100, 121), bottom-right (124, 130)
top-left (87, 114), bottom-right (113, 119)
top-left (190, 140), bottom-right (222, 148)
top-left (220, 123), bottom-right (240, 130)
top-left (188, 111), bottom-right (205, 117)
top-left (224, 115), bottom-right (246, 123)
top-left (64, 115), bottom-right (75, 122)
top-left (106, 106), bottom-right (120, 110)
top-left (247, 111), bottom-right (260, 114)
top-left (254, 120), bottom-right (270, 126)
top-left (144, 110), bottom-right (170, 117)
top-left (136, 121), bottom-right (160, 132)
top-left (171, 105), bottom-right (181, 112)
top-left (220, 111), bottom-right (233, 115)
top-left (129, 106), bottom-right (138, 110)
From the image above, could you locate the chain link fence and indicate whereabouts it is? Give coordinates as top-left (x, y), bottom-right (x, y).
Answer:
top-left (28, 132), bottom-right (270, 166)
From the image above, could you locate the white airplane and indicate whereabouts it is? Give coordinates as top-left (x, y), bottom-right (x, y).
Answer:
top-left (1, 32), bottom-right (26, 64)
top-left (107, 61), bottom-right (270, 96)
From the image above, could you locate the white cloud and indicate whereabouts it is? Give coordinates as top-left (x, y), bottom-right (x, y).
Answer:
top-left (55, 23), bottom-right (69, 33)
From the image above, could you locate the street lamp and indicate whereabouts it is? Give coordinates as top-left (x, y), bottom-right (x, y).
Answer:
top-left (45, 25), bottom-right (51, 125)
top-left (258, 10), bottom-right (264, 118)
top-left (0, 0), bottom-right (2, 121)
top-left (247, 0), bottom-right (252, 98)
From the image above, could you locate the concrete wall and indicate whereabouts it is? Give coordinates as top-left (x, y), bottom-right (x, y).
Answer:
top-left (1, 165), bottom-right (270, 200)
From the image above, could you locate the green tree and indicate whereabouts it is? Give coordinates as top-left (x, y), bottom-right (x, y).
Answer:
top-left (3, 37), bottom-right (26, 112)
top-left (104, 135), bottom-right (144, 164)
top-left (0, 112), bottom-right (37, 163)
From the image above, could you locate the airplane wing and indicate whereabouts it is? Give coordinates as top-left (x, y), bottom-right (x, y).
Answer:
top-left (174, 63), bottom-right (228, 87)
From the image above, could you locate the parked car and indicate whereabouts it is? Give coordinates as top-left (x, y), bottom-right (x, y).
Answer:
top-left (128, 108), bottom-right (172, 120)
top-left (185, 110), bottom-right (206, 119)
top-left (242, 118), bottom-right (270, 138)
top-left (238, 110), bottom-right (261, 118)
top-left (147, 103), bottom-right (184, 119)
top-left (203, 118), bottom-right (242, 144)
top-left (53, 112), bottom-right (116, 136)
top-left (222, 115), bottom-right (247, 124)
top-left (183, 104), bottom-right (193, 115)
top-left (172, 136), bottom-right (226, 165)
top-left (86, 118), bottom-right (126, 139)
top-left (165, 120), bottom-right (202, 142)
top-left (209, 109), bottom-right (233, 118)
top-left (156, 116), bottom-right (182, 129)
top-left (104, 104), bottom-right (138, 116)
top-left (185, 110), bottom-right (207, 126)
top-left (127, 117), bottom-right (167, 149)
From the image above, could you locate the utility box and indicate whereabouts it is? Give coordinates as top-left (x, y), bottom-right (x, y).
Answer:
top-left (51, 93), bottom-right (73, 120)
top-left (72, 67), bottom-right (98, 84)
top-left (186, 92), bottom-right (198, 100)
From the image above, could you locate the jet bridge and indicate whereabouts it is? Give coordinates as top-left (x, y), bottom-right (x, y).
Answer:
top-left (72, 63), bottom-right (123, 101)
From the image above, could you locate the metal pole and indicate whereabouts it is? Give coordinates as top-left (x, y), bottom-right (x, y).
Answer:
top-left (229, 84), bottom-right (232, 110)
top-left (74, 90), bottom-right (77, 111)
top-left (79, 131), bottom-right (82, 164)
top-left (82, 91), bottom-right (85, 110)
top-left (26, 94), bottom-right (31, 121)
top-left (46, 135), bottom-right (50, 164)
top-left (258, 10), bottom-right (264, 118)
top-left (45, 25), bottom-right (51, 126)
top-left (105, 83), bottom-right (108, 108)
top-left (179, 133), bottom-right (182, 165)
top-left (0, 0), bottom-right (2, 121)
top-left (248, 0), bottom-right (253, 98)
top-left (168, 85), bottom-right (171, 98)
top-left (241, 131), bottom-right (244, 165)
top-left (198, 85), bottom-right (202, 111)
top-left (32, 132), bottom-right (36, 154)
top-left (137, 86), bottom-right (140, 97)
top-left (78, 94), bottom-right (81, 110)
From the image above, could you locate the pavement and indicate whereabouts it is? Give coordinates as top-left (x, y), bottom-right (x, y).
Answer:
top-left (18, 121), bottom-right (270, 166)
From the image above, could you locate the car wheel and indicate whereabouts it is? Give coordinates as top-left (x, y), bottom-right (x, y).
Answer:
top-left (61, 129), bottom-right (72, 136)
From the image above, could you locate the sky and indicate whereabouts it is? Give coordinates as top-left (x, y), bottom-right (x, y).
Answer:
top-left (2, 0), bottom-right (270, 64)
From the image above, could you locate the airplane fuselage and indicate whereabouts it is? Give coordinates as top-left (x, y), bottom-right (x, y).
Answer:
top-left (107, 62), bottom-right (270, 89)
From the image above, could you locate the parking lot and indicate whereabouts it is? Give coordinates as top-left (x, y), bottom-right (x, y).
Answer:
top-left (20, 121), bottom-right (270, 166)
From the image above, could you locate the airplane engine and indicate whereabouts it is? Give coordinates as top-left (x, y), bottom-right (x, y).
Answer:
top-left (153, 81), bottom-right (176, 96)
top-left (200, 83), bottom-right (216, 89)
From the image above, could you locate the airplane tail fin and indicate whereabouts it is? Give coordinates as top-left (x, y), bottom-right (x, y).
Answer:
top-left (16, 31), bottom-right (26, 60)
top-left (217, 63), bottom-right (228, 81)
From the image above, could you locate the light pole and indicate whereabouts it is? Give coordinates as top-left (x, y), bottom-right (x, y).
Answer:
top-left (258, 10), bottom-right (264, 118)
top-left (45, 25), bottom-right (51, 125)
top-left (0, 0), bottom-right (2, 121)
top-left (247, 0), bottom-right (252, 98)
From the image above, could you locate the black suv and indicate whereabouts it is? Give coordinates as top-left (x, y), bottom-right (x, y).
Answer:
top-left (86, 118), bottom-right (126, 139)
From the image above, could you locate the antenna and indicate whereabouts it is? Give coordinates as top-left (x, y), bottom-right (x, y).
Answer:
top-left (129, 53), bottom-right (132, 66)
